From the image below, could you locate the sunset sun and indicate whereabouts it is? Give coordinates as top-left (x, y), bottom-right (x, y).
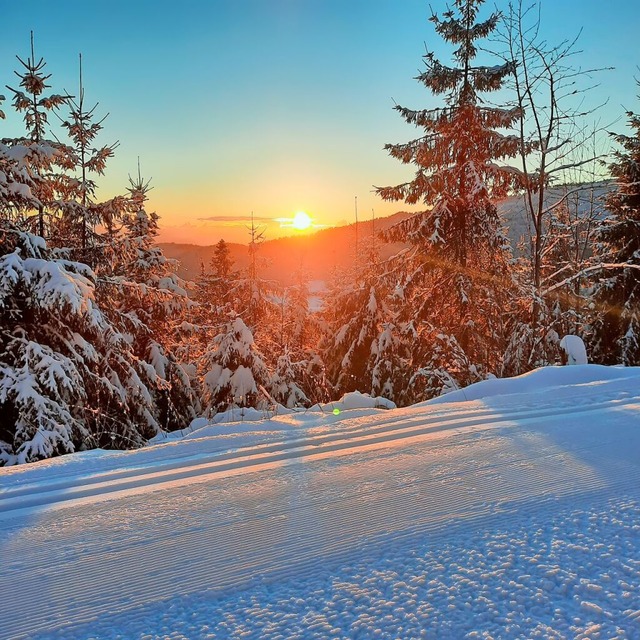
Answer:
top-left (292, 211), bottom-right (312, 231)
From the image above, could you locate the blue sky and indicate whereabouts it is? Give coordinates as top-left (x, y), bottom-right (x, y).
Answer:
top-left (2, 1), bottom-right (639, 244)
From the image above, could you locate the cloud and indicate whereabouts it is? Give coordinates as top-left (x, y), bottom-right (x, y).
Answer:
top-left (198, 215), bottom-right (274, 223)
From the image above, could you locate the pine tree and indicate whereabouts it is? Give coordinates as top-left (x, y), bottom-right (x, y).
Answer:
top-left (243, 212), bottom-right (269, 329)
top-left (592, 90), bottom-right (640, 365)
top-left (369, 315), bottom-right (412, 402)
top-left (324, 275), bottom-right (385, 395)
top-left (109, 168), bottom-right (198, 430)
top-left (5, 33), bottom-right (73, 237)
top-left (200, 315), bottom-right (271, 414)
top-left (0, 42), bottom-right (173, 463)
top-left (271, 265), bottom-right (327, 407)
top-left (213, 238), bottom-right (233, 280)
top-left (0, 226), bottom-right (160, 464)
top-left (193, 238), bottom-right (235, 324)
top-left (269, 349), bottom-right (309, 409)
top-left (321, 251), bottom-right (404, 401)
top-left (376, 0), bottom-right (521, 397)
top-left (1, 43), bottom-right (200, 461)
top-left (54, 54), bottom-right (118, 264)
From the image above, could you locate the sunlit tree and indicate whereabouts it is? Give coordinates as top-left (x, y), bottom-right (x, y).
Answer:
top-left (200, 315), bottom-right (271, 414)
top-left (108, 168), bottom-right (198, 430)
top-left (5, 33), bottom-right (72, 237)
top-left (376, 0), bottom-right (521, 398)
top-left (53, 54), bottom-right (118, 264)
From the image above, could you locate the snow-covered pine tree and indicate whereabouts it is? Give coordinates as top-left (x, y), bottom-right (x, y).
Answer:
top-left (193, 238), bottom-right (236, 326)
top-left (591, 90), bottom-right (640, 365)
top-left (270, 265), bottom-right (327, 407)
top-left (207, 217), bottom-right (277, 345)
top-left (322, 255), bottom-right (403, 401)
top-left (269, 349), bottom-right (309, 409)
top-left (369, 313), bottom-right (412, 402)
top-left (375, 0), bottom-right (521, 399)
top-left (197, 222), bottom-right (291, 414)
top-left (106, 168), bottom-right (198, 430)
top-left (189, 239), bottom-right (237, 377)
top-left (0, 226), bottom-right (160, 464)
top-left (200, 314), bottom-right (272, 414)
top-left (5, 33), bottom-right (73, 238)
top-left (53, 54), bottom-right (118, 265)
top-left (232, 216), bottom-right (281, 371)
top-left (240, 213), bottom-right (271, 330)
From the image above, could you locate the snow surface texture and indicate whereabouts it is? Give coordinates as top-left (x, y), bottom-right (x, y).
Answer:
top-left (1, 365), bottom-right (639, 639)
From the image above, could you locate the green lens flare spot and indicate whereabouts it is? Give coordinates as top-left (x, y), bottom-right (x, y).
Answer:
top-left (332, 408), bottom-right (341, 415)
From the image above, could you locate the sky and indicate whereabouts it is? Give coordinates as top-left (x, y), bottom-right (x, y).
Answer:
top-left (2, 0), bottom-right (639, 245)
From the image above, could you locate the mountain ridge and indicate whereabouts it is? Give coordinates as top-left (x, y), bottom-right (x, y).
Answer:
top-left (161, 181), bottom-right (613, 285)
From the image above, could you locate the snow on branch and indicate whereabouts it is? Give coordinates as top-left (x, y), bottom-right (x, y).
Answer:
top-left (542, 263), bottom-right (640, 296)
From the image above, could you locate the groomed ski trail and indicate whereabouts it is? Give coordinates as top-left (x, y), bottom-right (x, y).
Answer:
top-left (0, 369), bottom-right (639, 639)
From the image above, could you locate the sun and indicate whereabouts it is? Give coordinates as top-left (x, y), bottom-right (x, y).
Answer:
top-left (292, 211), bottom-right (312, 231)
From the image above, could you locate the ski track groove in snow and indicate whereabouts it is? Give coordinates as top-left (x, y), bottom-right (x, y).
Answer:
top-left (1, 369), bottom-right (639, 639)
top-left (0, 393), bottom-right (628, 517)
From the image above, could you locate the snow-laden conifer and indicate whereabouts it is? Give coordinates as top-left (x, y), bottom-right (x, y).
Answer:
top-left (5, 33), bottom-right (73, 237)
top-left (104, 168), bottom-right (199, 430)
top-left (201, 315), bottom-right (271, 414)
top-left (269, 350), bottom-right (309, 409)
top-left (592, 90), bottom-right (640, 365)
top-left (322, 251), bottom-right (404, 402)
top-left (193, 238), bottom-right (236, 333)
top-left (272, 266), bottom-right (327, 406)
top-left (53, 54), bottom-right (118, 264)
top-left (0, 227), bottom-right (159, 464)
top-left (375, 0), bottom-right (521, 398)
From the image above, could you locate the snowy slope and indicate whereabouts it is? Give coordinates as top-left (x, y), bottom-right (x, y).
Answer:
top-left (1, 366), bottom-right (639, 639)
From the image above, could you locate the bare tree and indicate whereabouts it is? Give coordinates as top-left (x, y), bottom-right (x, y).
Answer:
top-left (496, 1), bottom-right (611, 325)
top-left (494, 1), bottom-right (614, 374)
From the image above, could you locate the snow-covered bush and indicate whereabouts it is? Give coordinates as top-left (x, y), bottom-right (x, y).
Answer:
top-left (559, 335), bottom-right (588, 365)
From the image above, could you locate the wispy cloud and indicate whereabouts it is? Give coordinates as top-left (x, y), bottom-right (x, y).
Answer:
top-left (198, 215), bottom-right (274, 223)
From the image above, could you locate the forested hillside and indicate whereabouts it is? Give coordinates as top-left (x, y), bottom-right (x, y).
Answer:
top-left (161, 182), bottom-right (613, 284)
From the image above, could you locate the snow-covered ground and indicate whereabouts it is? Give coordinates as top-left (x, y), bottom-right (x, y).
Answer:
top-left (1, 365), bottom-right (639, 639)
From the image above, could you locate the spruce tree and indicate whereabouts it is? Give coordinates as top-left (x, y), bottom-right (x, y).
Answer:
top-left (194, 238), bottom-right (235, 322)
top-left (55, 54), bottom-right (118, 264)
top-left (200, 315), bottom-right (271, 414)
top-left (272, 266), bottom-right (327, 407)
top-left (213, 238), bottom-right (233, 280)
top-left (5, 33), bottom-right (72, 237)
top-left (110, 168), bottom-right (198, 430)
top-left (324, 273), bottom-right (388, 396)
top-left (376, 0), bottom-right (521, 397)
top-left (0, 226), bottom-right (161, 464)
top-left (321, 245), bottom-right (406, 402)
top-left (592, 90), bottom-right (640, 365)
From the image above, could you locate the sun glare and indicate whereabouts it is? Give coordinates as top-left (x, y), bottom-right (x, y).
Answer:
top-left (292, 211), bottom-right (312, 231)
